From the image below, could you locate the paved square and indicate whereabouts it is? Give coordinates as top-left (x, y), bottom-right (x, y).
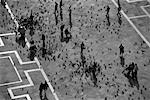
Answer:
top-left (0, 0), bottom-right (150, 100)
top-left (0, 56), bottom-right (20, 86)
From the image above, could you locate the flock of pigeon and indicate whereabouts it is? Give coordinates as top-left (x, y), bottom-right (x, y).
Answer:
top-left (0, 0), bottom-right (150, 100)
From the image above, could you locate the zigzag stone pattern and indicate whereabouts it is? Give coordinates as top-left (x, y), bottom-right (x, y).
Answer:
top-left (0, 0), bottom-right (58, 100)
top-left (0, 0), bottom-right (150, 100)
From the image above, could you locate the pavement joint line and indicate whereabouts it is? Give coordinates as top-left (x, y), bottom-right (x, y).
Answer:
top-left (4, 2), bottom-right (60, 100)
top-left (8, 56), bottom-right (22, 81)
top-left (111, 0), bottom-right (150, 48)
top-left (0, 56), bottom-right (22, 87)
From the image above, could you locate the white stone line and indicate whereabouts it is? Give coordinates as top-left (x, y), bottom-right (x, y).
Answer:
top-left (7, 69), bottom-right (39, 100)
top-left (0, 51), bottom-right (36, 65)
top-left (5, 2), bottom-right (60, 100)
top-left (0, 56), bottom-right (22, 87)
top-left (141, 6), bottom-right (150, 18)
top-left (40, 68), bottom-right (59, 100)
top-left (0, 37), bottom-right (4, 46)
top-left (0, 32), bottom-right (15, 47)
top-left (129, 15), bottom-right (148, 19)
top-left (5, 2), bottom-right (19, 28)
top-left (8, 56), bottom-right (22, 82)
top-left (0, 32), bottom-right (16, 37)
top-left (111, 0), bottom-right (150, 48)
top-left (126, 0), bottom-right (145, 3)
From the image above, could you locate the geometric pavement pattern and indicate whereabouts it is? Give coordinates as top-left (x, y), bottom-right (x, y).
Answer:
top-left (0, 0), bottom-right (150, 100)
top-left (0, 1), bottom-right (59, 100)
top-left (112, 0), bottom-right (150, 48)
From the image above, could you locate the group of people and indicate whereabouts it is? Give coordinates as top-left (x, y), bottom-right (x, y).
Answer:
top-left (119, 44), bottom-right (139, 89)
top-left (123, 62), bottom-right (139, 89)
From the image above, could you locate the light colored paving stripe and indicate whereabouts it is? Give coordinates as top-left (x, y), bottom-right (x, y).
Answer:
top-left (141, 5), bottom-right (150, 18)
top-left (0, 56), bottom-right (22, 87)
top-left (0, 37), bottom-right (4, 46)
top-left (126, 0), bottom-right (145, 3)
top-left (129, 15), bottom-right (148, 19)
top-left (4, 2), bottom-right (60, 100)
top-left (5, 2), bottom-right (19, 28)
top-left (8, 56), bottom-right (22, 82)
top-left (111, 0), bottom-right (150, 48)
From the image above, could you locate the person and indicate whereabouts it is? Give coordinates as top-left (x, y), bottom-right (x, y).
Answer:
top-left (39, 83), bottom-right (44, 100)
top-left (41, 34), bottom-right (46, 57)
top-left (68, 5), bottom-right (72, 30)
top-left (120, 56), bottom-right (125, 67)
top-left (16, 26), bottom-right (26, 48)
top-left (54, 2), bottom-right (59, 25)
top-left (64, 28), bottom-right (72, 43)
top-left (106, 5), bottom-right (110, 26)
top-left (44, 81), bottom-right (48, 90)
top-left (117, 0), bottom-right (121, 12)
top-left (59, 0), bottom-right (63, 21)
top-left (28, 42), bottom-right (37, 61)
top-left (119, 44), bottom-right (124, 55)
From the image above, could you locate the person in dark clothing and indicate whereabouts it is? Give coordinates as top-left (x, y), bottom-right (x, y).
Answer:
top-left (117, 0), bottom-right (121, 12)
top-left (43, 81), bottom-right (48, 90)
top-left (54, 2), bottom-right (59, 25)
top-left (64, 28), bottom-right (72, 43)
top-left (117, 12), bottom-right (122, 26)
top-left (28, 42), bottom-right (37, 61)
top-left (117, 0), bottom-right (122, 25)
top-left (60, 24), bottom-right (65, 42)
top-left (80, 42), bottom-right (86, 68)
top-left (41, 34), bottom-right (46, 57)
top-left (119, 44), bottom-right (124, 55)
top-left (68, 5), bottom-right (72, 30)
top-left (59, 0), bottom-right (63, 21)
top-left (16, 26), bottom-right (26, 48)
top-left (120, 55), bottom-right (125, 67)
top-left (106, 5), bottom-right (110, 26)
top-left (39, 83), bottom-right (44, 100)
top-left (122, 62), bottom-right (139, 89)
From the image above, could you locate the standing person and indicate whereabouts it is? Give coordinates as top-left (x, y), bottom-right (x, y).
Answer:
top-left (39, 83), bottom-right (44, 100)
top-left (68, 5), bottom-right (72, 30)
top-left (16, 26), bottom-right (26, 48)
top-left (120, 56), bottom-right (125, 67)
top-left (41, 34), bottom-right (46, 57)
top-left (54, 2), bottom-right (59, 25)
top-left (117, 0), bottom-right (122, 25)
top-left (119, 44), bottom-right (124, 55)
top-left (59, 0), bottom-right (63, 21)
top-left (28, 41), bottom-right (37, 61)
top-left (106, 5), bottom-right (110, 26)
top-left (64, 28), bottom-right (72, 43)
top-left (44, 81), bottom-right (48, 91)
top-left (117, 0), bottom-right (121, 12)
top-left (132, 63), bottom-right (139, 89)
